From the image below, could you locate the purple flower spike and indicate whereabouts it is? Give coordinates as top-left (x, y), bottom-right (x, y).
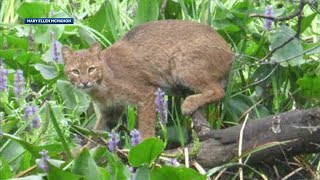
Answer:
top-left (39, 149), bottom-right (49, 172)
top-left (264, 6), bottom-right (274, 31)
top-left (0, 64), bottom-right (8, 92)
top-left (14, 69), bottom-right (25, 97)
top-left (52, 40), bottom-right (60, 62)
top-left (23, 105), bottom-right (41, 129)
top-left (155, 88), bottom-right (168, 125)
top-left (130, 129), bottom-right (141, 146)
top-left (108, 131), bottom-right (120, 153)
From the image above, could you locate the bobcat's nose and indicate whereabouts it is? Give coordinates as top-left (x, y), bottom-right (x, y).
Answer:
top-left (81, 81), bottom-right (90, 88)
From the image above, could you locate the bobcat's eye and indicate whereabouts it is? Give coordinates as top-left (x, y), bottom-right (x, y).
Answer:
top-left (72, 69), bottom-right (80, 75)
top-left (88, 67), bottom-right (96, 73)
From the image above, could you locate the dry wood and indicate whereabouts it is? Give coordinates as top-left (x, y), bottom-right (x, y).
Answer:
top-left (189, 108), bottom-right (320, 168)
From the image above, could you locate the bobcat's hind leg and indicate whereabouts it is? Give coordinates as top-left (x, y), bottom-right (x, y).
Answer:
top-left (181, 82), bottom-right (225, 116)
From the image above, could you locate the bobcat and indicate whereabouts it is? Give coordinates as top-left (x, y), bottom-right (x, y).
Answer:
top-left (62, 20), bottom-right (233, 141)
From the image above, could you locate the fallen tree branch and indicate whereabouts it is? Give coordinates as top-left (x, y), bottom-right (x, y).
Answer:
top-left (189, 108), bottom-right (320, 168)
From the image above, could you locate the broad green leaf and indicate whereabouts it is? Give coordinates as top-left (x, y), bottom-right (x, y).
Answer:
top-left (17, 2), bottom-right (51, 18)
top-left (0, 157), bottom-right (13, 179)
top-left (135, 165), bottom-right (150, 180)
top-left (79, 27), bottom-right (96, 46)
top-left (34, 24), bottom-right (64, 44)
top-left (133, 0), bottom-right (159, 26)
top-left (2, 133), bottom-right (41, 158)
top-left (48, 103), bottom-right (72, 159)
top-left (71, 149), bottom-right (104, 180)
top-left (269, 26), bottom-right (304, 66)
top-left (128, 138), bottom-right (165, 167)
top-left (227, 94), bottom-right (254, 121)
top-left (151, 166), bottom-right (206, 180)
top-left (99, 167), bottom-right (111, 180)
top-left (0, 140), bottom-right (25, 163)
top-left (105, 150), bottom-right (131, 180)
top-left (297, 75), bottom-right (320, 98)
top-left (56, 80), bottom-right (90, 114)
top-left (34, 64), bottom-right (58, 80)
top-left (48, 163), bottom-right (81, 180)
top-left (20, 151), bottom-right (33, 172)
top-left (0, 34), bottom-right (28, 50)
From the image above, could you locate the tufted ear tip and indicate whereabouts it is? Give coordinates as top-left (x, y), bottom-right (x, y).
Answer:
top-left (62, 46), bottom-right (73, 56)
top-left (61, 45), bottom-right (73, 63)
top-left (90, 42), bottom-right (101, 54)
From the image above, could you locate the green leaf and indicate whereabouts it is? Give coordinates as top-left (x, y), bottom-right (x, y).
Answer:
top-left (48, 103), bottom-right (72, 159)
top-left (20, 151), bottom-right (33, 172)
top-left (269, 26), bottom-right (304, 66)
top-left (0, 34), bottom-right (28, 50)
top-left (56, 80), bottom-right (90, 114)
top-left (48, 163), bottom-right (82, 180)
top-left (0, 157), bottom-right (13, 179)
top-left (151, 166), bottom-right (206, 180)
top-left (0, 140), bottom-right (25, 167)
top-left (71, 149), bottom-right (104, 180)
top-left (105, 1), bottom-right (124, 40)
top-left (135, 165), bottom-right (150, 180)
top-left (17, 2), bottom-right (51, 18)
top-left (211, 19), bottom-right (241, 32)
top-left (297, 75), bottom-right (320, 98)
top-left (293, 13), bottom-right (317, 33)
top-left (2, 133), bottom-right (41, 158)
top-left (34, 25), bottom-right (64, 44)
top-left (304, 42), bottom-right (320, 55)
top-left (105, 150), bottom-right (131, 180)
top-left (34, 64), bottom-right (58, 80)
top-left (133, 0), bottom-right (159, 26)
top-left (128, 138), bottom-right (165, 167)
top-left (99, 167), bottom-right (111, 180)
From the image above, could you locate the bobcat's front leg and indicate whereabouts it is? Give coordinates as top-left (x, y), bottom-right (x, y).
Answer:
top-left (85, 105), bottom-right (124, 148)
top-left (137, 90), bottom-right (156, 139)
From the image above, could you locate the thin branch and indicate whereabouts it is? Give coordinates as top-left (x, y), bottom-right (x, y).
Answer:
top-left (160, 0), bottom-right (168, 17)
top-left (250, 0), bottom-right (306, 22)
top-left (239, 64), bottom-right (279, 89)
top-left (253, 0), bottom-right (306, 63)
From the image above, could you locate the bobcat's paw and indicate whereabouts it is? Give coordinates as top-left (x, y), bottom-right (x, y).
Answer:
top-left (181, 99), bottom-right (198, 116)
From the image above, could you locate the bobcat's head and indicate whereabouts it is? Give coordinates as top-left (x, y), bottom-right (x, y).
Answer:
top-left (62, 42), bottom-right (104, 91)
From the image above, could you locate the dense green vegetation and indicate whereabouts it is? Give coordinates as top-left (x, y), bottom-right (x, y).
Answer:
top-left (0, 0), bottom-right (320, 179)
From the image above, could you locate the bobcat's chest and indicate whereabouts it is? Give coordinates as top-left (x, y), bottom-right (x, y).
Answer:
top-left (88, 86), bottom-right (130, 108)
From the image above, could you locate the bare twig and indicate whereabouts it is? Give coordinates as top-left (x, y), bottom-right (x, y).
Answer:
top-left (239, 64), bottom-right (279, 89)
top-left (160, 0), bottom-right (168, 17)
top-left (281, 167), bottom-right (304, 180)
top-left (238, 114), bottom-right (249, 180)
top-left (250, 0), bottom-right (306, 23)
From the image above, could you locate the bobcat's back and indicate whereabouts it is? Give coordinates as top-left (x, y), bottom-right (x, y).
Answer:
top-left (104, 20), bottom-right (233, 89)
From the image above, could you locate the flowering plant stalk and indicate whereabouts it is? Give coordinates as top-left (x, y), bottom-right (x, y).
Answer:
top-left (155, 88), bottom-right (168, 147)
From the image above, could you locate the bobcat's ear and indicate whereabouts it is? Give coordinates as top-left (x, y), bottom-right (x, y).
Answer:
top-left (61, 46), bottom-right (73, 63)
top-left (90, 42), bottom-right (101, 54)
